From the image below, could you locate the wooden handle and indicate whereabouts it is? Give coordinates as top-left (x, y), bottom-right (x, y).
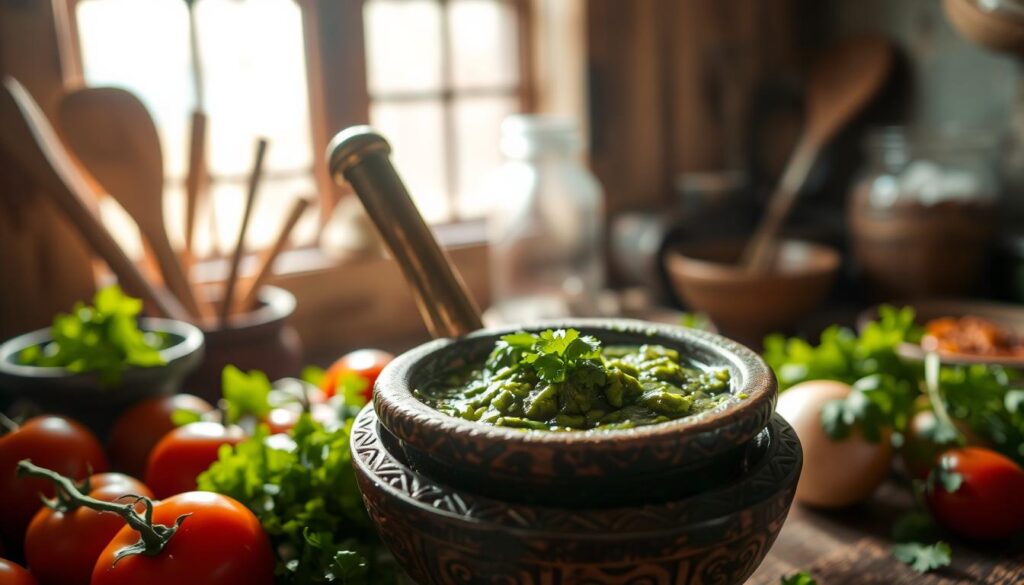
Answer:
top-left (184, 109), bottom-right (207, 257)
top-left (740, 139), bottom-right (817, 272)
top-left (326, 126), bottom-right (482, 338)
top-left (0, 77), bottom-right (188, 321)
top-left (219, 137), bottom-right (268, 327)
top-left (236, 196), bottom-right (310, 313)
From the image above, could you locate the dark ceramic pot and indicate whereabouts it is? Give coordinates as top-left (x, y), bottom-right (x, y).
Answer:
top-left (0, 318), bottom-right (204, 436)
top-left (353, 408), bottom-right (801, 585)
top-left (373, 319), bottom-right (777, 507)
top-left (185, 285), bottom-right (303, 402)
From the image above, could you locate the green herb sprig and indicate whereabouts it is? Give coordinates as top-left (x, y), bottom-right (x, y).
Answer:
top-left (488, 328), bottom-right (606, 387)
top-left (198, 415), bottom-right (393, 584)
top-left (18, 285), bottom-right (166, 384)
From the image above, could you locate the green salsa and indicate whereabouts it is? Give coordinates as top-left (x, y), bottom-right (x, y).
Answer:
top-left (414, 328), bottom-right (734, 431)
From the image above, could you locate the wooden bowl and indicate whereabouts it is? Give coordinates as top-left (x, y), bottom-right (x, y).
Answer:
top-left (373, 319), bottom-right (777, 507)
top-left (664, 239), bottom-right (840, 344)
top-left (353, 407), bottom-right (801, 585)
top-left (0, 318), bottom-right (204, 435)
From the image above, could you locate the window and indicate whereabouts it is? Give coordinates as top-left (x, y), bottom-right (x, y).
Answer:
top-left (66, 0), bottom-right (531, 262)
top-left (364, 0), bottom-right (527, 222)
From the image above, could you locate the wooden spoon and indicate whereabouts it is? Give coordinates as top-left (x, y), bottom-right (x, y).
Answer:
top-left (218, 137), bottom-right (269, 327)
top-left (57, 87), bottom-right (203, 319)
top-left (741, 36), bottom-right (893, 272)
top-left (0, 76), bottom-right (188, 321)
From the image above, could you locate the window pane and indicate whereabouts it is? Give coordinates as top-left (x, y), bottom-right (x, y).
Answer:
top-left (77, 0), bottom-right (192, 177)
top-left (206, 176), bottom-right (317, 254)
top-left (196, 0), bottom-right (313, 176)
top-left (370, 101), bottom-right (450, 222)
top-left (449, 0), bottom-right (519, 90)
top-left (454, 95), bottom-right (518, 219)
top-left (365, 0), bottom-right (443, 95)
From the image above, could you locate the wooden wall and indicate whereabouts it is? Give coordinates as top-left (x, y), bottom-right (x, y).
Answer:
top-left (586, 0), bottom-right (803, 216)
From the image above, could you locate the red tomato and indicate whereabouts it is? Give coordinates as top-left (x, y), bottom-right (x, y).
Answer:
top-left (0, 416), bottom-right (107, 555)
top-left (144, 422), bottom-right (244, 499)
top-left (321, 349), bottom-right (394, 399)
top-left (91, 491), bottom-right (274, 585)
top-left (926, 447), bottom-right (1024, 540)
top-left (108, 394), bottom-right (214, 478)
top-left (25, 473), bottom-right (152, 585)
top-left (0, 558), bottom-right (37, 585)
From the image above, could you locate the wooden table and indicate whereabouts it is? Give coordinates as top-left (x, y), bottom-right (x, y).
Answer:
top-left (748, 479), bottom-right (1024, 584)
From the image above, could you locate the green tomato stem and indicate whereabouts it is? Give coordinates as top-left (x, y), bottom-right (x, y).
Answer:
top-left (16, 460), bottom-right (187, 563)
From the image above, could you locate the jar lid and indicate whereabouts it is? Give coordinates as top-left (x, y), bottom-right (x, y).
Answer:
top-left (501, 115), bottom-right (580, 157)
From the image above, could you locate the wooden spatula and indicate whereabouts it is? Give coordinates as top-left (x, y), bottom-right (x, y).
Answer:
top-left (0, 76), bottom-right (187, 321)
top-left (741, 36), bottom-right (893, 272)
top-left (57, 87), bottom-right (203, 319)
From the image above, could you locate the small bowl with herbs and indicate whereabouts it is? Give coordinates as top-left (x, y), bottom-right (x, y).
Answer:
top-left (0, 286), bottom-right (204, 434)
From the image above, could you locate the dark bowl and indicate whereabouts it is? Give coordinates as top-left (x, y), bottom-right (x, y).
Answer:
top-left (353, 407), bottom-right (801, 585)
top-left (186, 285), bottom-right (303, 402)
top-left (373, 319), bottom-right (777, 507)
top-left (0, 318), bottom-right (204, 435)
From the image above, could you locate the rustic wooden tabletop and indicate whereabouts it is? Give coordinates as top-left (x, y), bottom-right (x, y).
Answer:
top-left (748, 478), bottom-right (1024, 584)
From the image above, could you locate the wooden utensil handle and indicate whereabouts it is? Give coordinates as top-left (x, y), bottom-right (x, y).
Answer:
top-left (740, 139), bottom-right (817, 272)
top-left (236, 196), bottom-right (310, 313)
top-left (0, 77), bottom-right (188, 321)
top-left (218, 137), bottom-right (268, 327)
top-left (327, 126), bottom-right (483, 339)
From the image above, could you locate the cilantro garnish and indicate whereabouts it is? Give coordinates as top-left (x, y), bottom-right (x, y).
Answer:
top-left (489, 328), bottom-right (606, 386)
top-left (17, 285), bottom-right (166, 384)
top-left (892, 541), bottom-right (952, 573)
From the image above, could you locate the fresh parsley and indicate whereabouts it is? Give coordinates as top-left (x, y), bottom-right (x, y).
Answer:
top-left (197, 414), bottom-right (394, 584)
top-left (18, 285), bottom-right (166, 384)
top-left (891, 541), bottom-right (952, 573)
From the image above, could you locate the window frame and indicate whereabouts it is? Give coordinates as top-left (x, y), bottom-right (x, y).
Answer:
top-left (61, 0), bottom-right (534, 230)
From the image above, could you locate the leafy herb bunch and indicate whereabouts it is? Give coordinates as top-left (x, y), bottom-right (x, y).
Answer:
top-left (18, 285), bottom-right (166, 384)
top-left (763, 305), bottom-right (1024, 464)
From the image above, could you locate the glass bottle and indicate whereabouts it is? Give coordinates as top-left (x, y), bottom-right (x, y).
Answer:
top-left (485, 115), bottom-right (605, 323)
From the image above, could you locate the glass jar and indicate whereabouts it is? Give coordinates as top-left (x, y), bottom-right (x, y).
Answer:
top-left (484, 115), bottom-right (605, 323)
top-left (849, 127), bottom-right (998, 300)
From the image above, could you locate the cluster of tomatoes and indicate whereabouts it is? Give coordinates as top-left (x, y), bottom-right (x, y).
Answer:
top-left (0, 349), bottom-right (392, 585)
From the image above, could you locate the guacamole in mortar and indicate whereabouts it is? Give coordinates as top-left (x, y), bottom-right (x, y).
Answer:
top-left (414, 328), bottom-right (734, 431)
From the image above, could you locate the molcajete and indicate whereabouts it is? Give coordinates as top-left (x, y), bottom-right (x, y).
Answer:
top-left (352, 407), bottom-right (801, 585)
top-left (371, 319), bottom-right (778, 506)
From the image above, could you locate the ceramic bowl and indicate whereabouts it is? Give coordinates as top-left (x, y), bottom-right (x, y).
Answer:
top-left (353, 407), bottom-right (801, 585)
top-left (664, 239), bottom-right (840, 344)
top-left (0, 317), bottom-right (204, 435)
top-left (372, 319), bottom-right (777, 507)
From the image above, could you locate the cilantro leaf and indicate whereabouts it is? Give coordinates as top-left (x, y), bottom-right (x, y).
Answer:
top-left (927, 456), bottom-right (964, 494)
top-left (780, 571), bottom-right (817, 585)
top-left (301, 365), bottom-right (326, 387)
top-left (892, 541), bottom-right (952, 573)
top-left (17, 285), bottom-right (166, 385)
top-left (171, 408), bottom-right (204, 426)
top-left (221, 365), bottom-right (273, 424)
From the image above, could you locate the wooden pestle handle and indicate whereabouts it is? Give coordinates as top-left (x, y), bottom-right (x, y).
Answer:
top-left (0, 76), bottom-right (188, 321)
top-left (326, 126), bottom-right (483, 339)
